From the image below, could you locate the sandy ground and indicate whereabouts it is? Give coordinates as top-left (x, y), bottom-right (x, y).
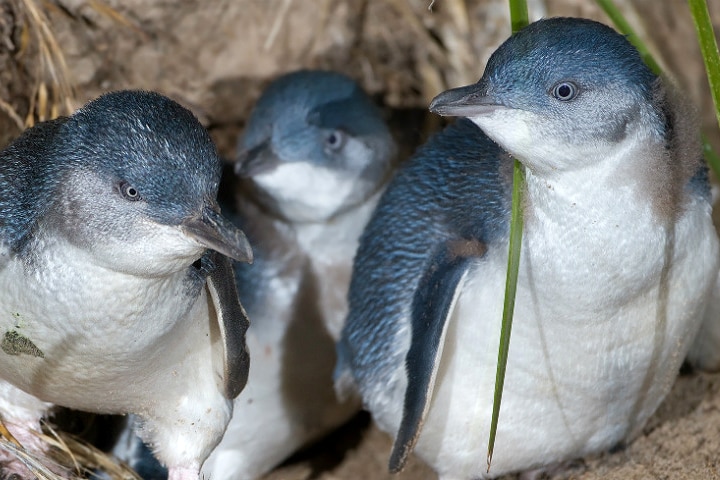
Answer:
top-left (260, 369), bottom-right (720, 480)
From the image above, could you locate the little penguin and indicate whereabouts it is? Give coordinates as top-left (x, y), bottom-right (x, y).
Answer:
top-left (336, 17), bottom-right (720, 479)
top-left (0, 90), bottom-right (252, 480)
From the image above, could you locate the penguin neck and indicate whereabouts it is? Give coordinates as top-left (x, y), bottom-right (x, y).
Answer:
top-left (521, 124), bottom-right (678, 227)
top-left (292, 187), bottom-right (383, 257)
top-left (18, 230), bottom-right (199, 321)
top-left (241, 156), bottom-right (394, 227)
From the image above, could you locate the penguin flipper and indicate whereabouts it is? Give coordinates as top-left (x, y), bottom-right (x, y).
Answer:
top-left (389, 240), bottom-right (484, 472)
top-left (206, 251), bottom-right (251, 399)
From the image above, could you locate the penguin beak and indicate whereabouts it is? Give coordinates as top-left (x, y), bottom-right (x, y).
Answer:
top-left (235, 140), bottom-right (279, 177)
top-left (181, 205), bottom-right (253, 264)
top-left (429, 81), bottom-right (504, 117)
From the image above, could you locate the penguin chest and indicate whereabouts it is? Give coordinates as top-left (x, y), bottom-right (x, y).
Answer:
top-left (0, 246), bottom-right (206, 410)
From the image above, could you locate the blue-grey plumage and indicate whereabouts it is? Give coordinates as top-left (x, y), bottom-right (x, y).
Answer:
top-left (337, 17), bottom-right (720, 479)
top-left (0, 90), bottom-right (251, 480)
top-left (204, 70), bottom-right (397, 479)
top-left (336, 117), bottom-right (511, 386)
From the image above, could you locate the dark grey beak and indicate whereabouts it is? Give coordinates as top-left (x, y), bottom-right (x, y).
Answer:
top-left (182, 205), bottom-right (253, 264)
top-left (429, 81), bottom-right (503, 117)
top-left (235, 140), bottom-right (279, 178)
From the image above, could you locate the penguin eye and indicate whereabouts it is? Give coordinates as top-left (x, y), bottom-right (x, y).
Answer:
top-left (324, 130), bottom-right (345, 151)
top-left (551, 81), bottom-right (579, 101)
top-left (119, 181), bottom-right (142, 201)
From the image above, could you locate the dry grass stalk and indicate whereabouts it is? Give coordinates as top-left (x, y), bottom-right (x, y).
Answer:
top-left (441, 0), bottom-right (478, 86)
top-left (86, 0), bottom-right (145, 37)
top-left (385, 0), bottom-right (481, 104)
top-left (0, 417), bottom-right (22, 447)
top-left (0, 434), bottom-right (69, 480)
top-left (0, 96), bottom-right (25, 131)
top-left (389, 0), bottom-right (447, 62)
top-left (16, 0), bottom-right (75, 126)
top-left (40, 428), bottom-right (142, 480)
top-left (386, 0), bottom-right (449, 105)
top-left (264, 0), bottom-right (294, 51)
top-left (0, 418), bottom-right (143, 480)
top-left (42, 423), bottom-right (82, 475)
top-left (301, 0), bottom-right (334, 60)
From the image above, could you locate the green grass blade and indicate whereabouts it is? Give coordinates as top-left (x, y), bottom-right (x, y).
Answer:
top-left (702, 133), bottom-right (720, 175)
top-left (487, 158), bottom-right (525, 471)
top-left (596, 0), bottom-right (720, 177)
top-left (508, 0), bottom-right (529, 35)
top-left (688, 0), bottom-right (720, 131)
top-left (487, 0), bottom-right (528, 471)
top-left (594, 0), bottom-right (662, 74)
